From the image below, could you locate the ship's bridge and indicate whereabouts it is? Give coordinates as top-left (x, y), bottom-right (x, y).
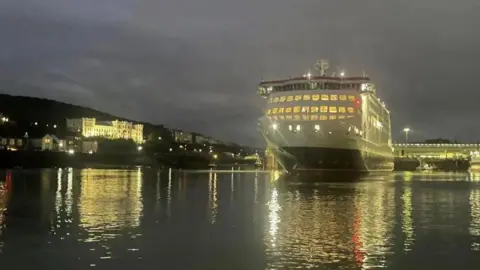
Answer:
top-left (393, 143), bottom-right (480, 159)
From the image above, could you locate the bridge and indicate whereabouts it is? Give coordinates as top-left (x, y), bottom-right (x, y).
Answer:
top-left (392, 143), bottom-right (480, 159)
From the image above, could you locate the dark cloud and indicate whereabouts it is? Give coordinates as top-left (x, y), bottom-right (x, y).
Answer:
top-left (1, 1), bottom-right (480, 145)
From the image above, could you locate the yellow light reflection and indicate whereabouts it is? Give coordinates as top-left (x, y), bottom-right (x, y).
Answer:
top-left (354, 182), bottom-right (396, 269)
top-left (66, 168), bottom-right (73, 216)
top-left (208, 171), bottom-right (218, 224)
top-left (78, 169), bottom-right (143, 243)
top-left (56, 168), bottom-right (63, 215)
top-left (268, 188), bottom-right (281, 247)
top-left (469, 188), bottom-right (480, 250)
top-left (402, 186), bottom-right (414, 252)
top-left (167, 168), bottom-right (172, 216)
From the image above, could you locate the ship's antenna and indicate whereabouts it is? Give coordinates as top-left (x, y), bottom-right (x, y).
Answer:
top-left (315, 59), bottom-right (329, 76)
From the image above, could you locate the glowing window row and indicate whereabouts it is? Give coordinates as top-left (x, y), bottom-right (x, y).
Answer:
top-left (268, 115), bottom-right (355, 121)
top-left (267, 106), bottom-right (355, 114)
top-left (269, 94), bottom-right (356, 103)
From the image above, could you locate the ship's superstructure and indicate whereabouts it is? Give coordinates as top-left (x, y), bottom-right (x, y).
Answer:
top-left (257, 59), bottom-right (394, 172)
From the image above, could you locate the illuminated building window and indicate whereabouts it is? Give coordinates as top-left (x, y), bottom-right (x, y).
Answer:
top-left (302, 115), bottom-right (309, 120)
top-left (273, 97), bottom-right (279, 103)
top-left (279, 115), bottom-right (285, 120)
top-left (320, 115), bottom-right (328, 120)
top-left (320, 106), bottom-right (328, 113)
top-left (329, 106), bottom-right (337, 113)
top-left (303, 95), bottom-right (311, 101)
top-left (339, 95), bottom-right (347, 101)
top-left (338, 107), bottom-right (346, 113)
top-left (294, 115), bottom-right (301, 120)
top-left (293, 106), bottom-right (301, 113)
top-left (311, 106), bottom-right (319, 113)
top-left (347, 115), bottom-right (354, 119)
top-left (279, 96), bottom-right (286, 102)
top-left (272, 108), bottom-right (278, 114)
top-left (330, 95), bottom-right (338, 101)
top-left (329, 115), bottom-right (337, 120)
top-left (301, 106), bottom-right (310, 113)
top-left (271, 116), bottom-right (277, 120)
top-left (278, 108), bottom-right (285, 113)
top-left (347, 107), bottom-right (354, 113)
top-left (312, 95), bottom-right (320, 101)
top-left (321, 94), bottom-right (329, 101)
top-left (287, 96), bottom-right (294, 101)
top-left (286, 115), bottom-right (293, 120)
top-left (285, 107), bottom-right (292, 113)
top-left (338, 115), bottom-right (346, 119)
top-left (295, 95), bottom-right (302, 101)
top-left (311, 115), bottom-right (319, 120)
top-left (348, 95), bottom-right (355, 101)
top-left (269, 98), bottom-right (273, 103)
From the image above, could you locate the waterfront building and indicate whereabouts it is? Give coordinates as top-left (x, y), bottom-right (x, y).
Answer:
top-left (66, 118), bottom-right (143, 144)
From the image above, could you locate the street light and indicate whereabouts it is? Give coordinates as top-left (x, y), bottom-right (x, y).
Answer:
top-left (403, 128), bottom-right (410, 143)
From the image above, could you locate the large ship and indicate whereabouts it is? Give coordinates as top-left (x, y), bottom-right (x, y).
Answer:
top-left (257, 59), bottom-right (394, 172)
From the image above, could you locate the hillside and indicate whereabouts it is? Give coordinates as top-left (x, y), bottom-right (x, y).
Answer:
top-left (0, 94), bottom-right (187, 140)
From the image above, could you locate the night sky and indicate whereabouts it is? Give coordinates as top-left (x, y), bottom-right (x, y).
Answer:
top-left (1, 1), bottom-right (480, 146)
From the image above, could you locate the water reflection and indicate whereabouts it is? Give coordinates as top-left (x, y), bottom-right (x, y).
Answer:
top-left (2, 169), bottom-right (480, 269)
top-left (78, 169), bottom-right (143, 238)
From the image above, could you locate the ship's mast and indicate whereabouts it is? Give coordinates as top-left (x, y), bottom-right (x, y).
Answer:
top-left (315, 59), bottom-right (329, 76)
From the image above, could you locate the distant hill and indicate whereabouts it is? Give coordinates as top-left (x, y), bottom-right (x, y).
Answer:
top-left (0, 94), bottom-right (258, 150)
top-left (0, 94), bottom-right (119, 123)
top-left (0, 94), bottom-right (178, 140)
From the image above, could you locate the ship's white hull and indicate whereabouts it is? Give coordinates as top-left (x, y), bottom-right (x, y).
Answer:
top-left (259, 116), bottom-right (394, 172)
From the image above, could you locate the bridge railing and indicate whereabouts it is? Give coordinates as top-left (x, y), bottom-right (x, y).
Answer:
top-left (393, 143), bottom-right (480, 148)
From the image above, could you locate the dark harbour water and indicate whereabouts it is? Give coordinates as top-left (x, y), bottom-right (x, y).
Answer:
top-left (1, 169), bottom-right (480, 269)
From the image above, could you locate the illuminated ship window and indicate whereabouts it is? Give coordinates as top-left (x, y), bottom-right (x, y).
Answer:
top-left (312, 95), bottom-right (320, 101)
top-left (273, 97), bottom-right (279, 103)
top-left (311, 115), bottom-right (319, 120)
top-left (294, 115), bottom-right (301, 120)
top-left (303, 95), bottom-right (311, 101)
top-left (338, 115), bottom-right (346, 119)
top-left (268, 98), bottom-right (273, 103)
top-left (287, 96), bottom-right (294, 101)
top-left (321, 94), bottom-right (329, 101)
top-left (302, 115), bottom-right (309, 120)
top-left (347, 107), bottom-right (354, 113)
top-left (329, 115), bottom-right (337, 120)
top-left (279, 115), bottom-right (285, 120)
top-left (293, 106), bottom-right (301, 113)
top-left (320, 106), bottom-right (328, 113)
top-left (267, 109), bottom-right (271, 115)
top-left (272, 108), bottom-right (278, 114)
top-left (285, 107), bottom-right (292, 113)
top-left (301, 106), bottom-right (310, 113)
top-left (339, 95), bottom-right (347, 101)
top-left (348, 95), bottom-right (355, 101)
top-left (311, 106), bottom-right (319, 113)
top-left (330, 95), bottom-right (338, 101)
top-left (338, 107), bottom-right (346, 113)
top-left (286, 115), bottom-right (293, 120)
top-left (279, 96), bottom-right (286, 102)
top-left (278, 108), bottom-right (285, 113)
top-left (295, 95), bottom-right (302, 101)
top-left (329, 106), bottom-right (337, 113)
top-left (319, 115), bottom-right (328, 120)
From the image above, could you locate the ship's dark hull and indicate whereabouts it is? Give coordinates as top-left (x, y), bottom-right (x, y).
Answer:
top-left (271, 146), bottom-right (394, 172)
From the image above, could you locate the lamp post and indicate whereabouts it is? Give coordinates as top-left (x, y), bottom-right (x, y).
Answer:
top-left (403, 128), bottom-right (410, 143)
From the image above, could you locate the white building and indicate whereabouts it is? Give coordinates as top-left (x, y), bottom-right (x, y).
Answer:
top-left (66, 118), bottom-right (143, 144)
